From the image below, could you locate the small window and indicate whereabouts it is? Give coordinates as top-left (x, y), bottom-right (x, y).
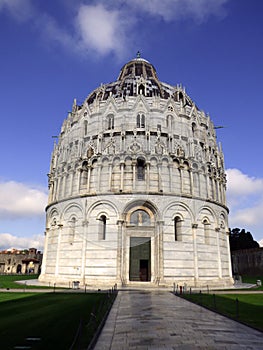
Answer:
top-left (138, 84), bottom-right (145, 95)
top-left (137, 158), bottom-right (145, 180)
top-left (157, 124), bottom-right (161, 131)
top-left (166, 115), bottom-right (173, 130)
top-left (99, 215), bottom-right (107, 240)
top-left (137, 113), bottom-right (145, 128)
top-left (107, 114), bottom-right (114, 130)
top-left (84, 120), bottom-right (88, 136)
top-left (203, 219), bottom-right (210, 244)
top-left (192, 122), bottom-right (197, 136)
top-left (174, 216), bottom-right (180, 241)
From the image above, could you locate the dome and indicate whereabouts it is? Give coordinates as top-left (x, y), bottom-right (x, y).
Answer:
top-left (86, 55), bottom-right (194, 107)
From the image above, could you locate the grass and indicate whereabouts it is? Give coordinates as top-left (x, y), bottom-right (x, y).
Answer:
top-left (182, 293), bottom-right (263, 331)
top-left (0, 274), bottom-right (55, 289)
top-left (0, 292), bottom-right (116, 350)
top-left (241, 275), bottom-right (263, 291)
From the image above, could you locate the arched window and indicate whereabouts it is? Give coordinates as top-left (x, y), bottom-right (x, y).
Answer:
top-left (192, 122), bottom-right (197, 137)
top-left (166, 115), bottom-right (173, 130)
top-left (174, 216), bottom-right (181, 241)
top-left (137, 113), bottom-right (145, 128)
top-left (69, 217), bottom-right (76, 242)
top-left (84, 120), bottom-right (88, 136)
top-left (138, 84), bottom-right (145, 95)
top-left (137, 158), bottom-right (145, 180)
top-left (107, 114), bottom-right (114, 130)
top-left (203, 219), bottom-right (210, 244)
top-left (99, 215), bottom-right (107, 240)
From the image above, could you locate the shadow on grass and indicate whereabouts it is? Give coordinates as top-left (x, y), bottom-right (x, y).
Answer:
top-left (0, 291), bottom-right (117, 350)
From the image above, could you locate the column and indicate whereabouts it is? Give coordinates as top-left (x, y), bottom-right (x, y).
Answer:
top-left (215, 227), bottom-right (222, 279)
top-left (116, 220), bottom-right (124, 283)
top-left (132, 160), bottom-right (136, 190)
top-left (108, 162), bottom-right (113, 191)
top-left (69, 172), bottom-right (74, 196)
top-left (189, 169), bottom-right (194, 196)
top-left (206, 175), bottom-right (210, 199)
top-left (120, 162), bottom-right (124, 192)
top-left (157, 221), bottom-right (164, 284)
top-left (97, 163), bottom-right (102, 192)
top-left (40, 230), bottom-right (49, 277)
top-left (146, 161), bottom-right (150, 192)
top-left (168, 163), bottom-right (173, 192)
top-left (87, 165), bottom-right (92, 193)
top-left (226, 229), bottom-right (233, 278)
top-left (55, 224), bottom-right (63, 278)
top-left (81, 220), bottom-right (88, 285)
top-left (77, 169), bottom-right (82, 193)
top-left (157, 162), bottom-right (162, 192)
top-left (192, 223), bottom-right (199, 285)
top-left (179, 165), bottom-right (184, 193)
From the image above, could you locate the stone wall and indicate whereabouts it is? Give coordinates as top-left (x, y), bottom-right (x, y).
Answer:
top-left (0, 248), bottom-right (42, 274)
top-left (231, 248), bottom-right (263, 275)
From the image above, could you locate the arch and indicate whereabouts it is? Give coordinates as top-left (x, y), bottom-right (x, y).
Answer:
top-left (86, 200), bottom-right (119, 220)
top-left (198, 205), bottom-right (217, 223)
top-left (49, 207), bottom-right (59, 219)
top-left (63, 203), bottom-right (83, 220)
top-left (123, 199), bottom-right (160, 222)
top-left (164, 202), bottom-right (194, 223)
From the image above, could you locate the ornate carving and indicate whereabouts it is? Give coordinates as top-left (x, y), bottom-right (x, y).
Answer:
top-left (129, 140), bottom-right (142, 154)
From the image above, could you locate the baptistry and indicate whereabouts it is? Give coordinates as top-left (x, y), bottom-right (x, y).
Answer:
top-left (39, 54), bottom-right (233, 288)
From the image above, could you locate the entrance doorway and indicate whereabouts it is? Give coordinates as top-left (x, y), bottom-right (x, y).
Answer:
top-left (140, 259), bottom-right (149, 281)
top-left (129, 237), bottom-right (151, 282)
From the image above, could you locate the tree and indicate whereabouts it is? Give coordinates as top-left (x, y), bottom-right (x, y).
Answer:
top-left (229, 228), bottom-right (259, 251)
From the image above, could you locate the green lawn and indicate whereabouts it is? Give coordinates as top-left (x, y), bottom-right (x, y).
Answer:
top-left (242, 275), bottom-right (263, 291)
top-left (0, 274), bottom-right (49, 289)
top-left (0, 292), bottom-right (116, 349)
top-left (182, 293), bottom-right (263, 331)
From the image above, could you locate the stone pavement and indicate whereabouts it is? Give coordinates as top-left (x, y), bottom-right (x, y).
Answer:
top-left (94, 291), bottom-right (263, 350)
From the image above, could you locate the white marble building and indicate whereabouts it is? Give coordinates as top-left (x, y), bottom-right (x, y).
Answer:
top-left (39, 55), bottom-right (233, 288)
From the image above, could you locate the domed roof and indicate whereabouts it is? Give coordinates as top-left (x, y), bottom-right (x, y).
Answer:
top-left (86, 53), bottom-right (194, 108)
top-left (117, 54), bottom-right (158, 81)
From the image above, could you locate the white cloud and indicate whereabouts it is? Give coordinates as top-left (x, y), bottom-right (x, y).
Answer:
top-left (0, 0), bottom-right (34, 21)
top-left (226, 168), bottom-right (263, 242)
top-left (76, 4), bottom-right (129, 57)
top-left (0, 0), bottom-right (231, 59)
top-left (117, 0), bottom-right (229, 22)
top-left (0, 233), bottom-right (44, 251)
top-left (226, 168), bottom-right (263, 197)
top-left (0, 181), bottom-right (47, 219)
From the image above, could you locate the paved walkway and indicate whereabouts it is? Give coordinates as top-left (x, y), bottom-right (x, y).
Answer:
top-left (94, 291), bottom-right (263, 350)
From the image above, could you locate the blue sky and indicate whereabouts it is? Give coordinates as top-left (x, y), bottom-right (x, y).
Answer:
top-left (0, 0), bottom-right (263, 249)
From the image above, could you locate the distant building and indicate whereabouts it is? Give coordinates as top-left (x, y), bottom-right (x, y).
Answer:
top-left (0, 248), bottom-right (42, 274)
top-left (40, 55), bottom-right (233, 288)
top-left (232, 248), bottom-right (263, 275)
